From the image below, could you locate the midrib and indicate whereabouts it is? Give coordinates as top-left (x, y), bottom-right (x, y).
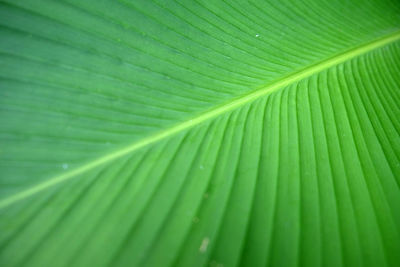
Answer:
top-left (1, 29), bottom-right (400, 209)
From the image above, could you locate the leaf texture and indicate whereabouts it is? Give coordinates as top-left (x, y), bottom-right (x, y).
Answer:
top-left (0, 0), bottom-right (400, 266)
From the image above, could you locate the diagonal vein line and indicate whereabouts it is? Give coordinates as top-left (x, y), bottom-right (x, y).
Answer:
top-left (1, 29), bottom-right (400, 209)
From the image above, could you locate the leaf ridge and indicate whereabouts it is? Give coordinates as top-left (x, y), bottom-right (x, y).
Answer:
top-left (1, 30), bottom-right (399, 210)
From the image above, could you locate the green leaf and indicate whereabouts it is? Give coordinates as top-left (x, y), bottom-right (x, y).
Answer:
top-left (1, 0), bottom-right (399, 266)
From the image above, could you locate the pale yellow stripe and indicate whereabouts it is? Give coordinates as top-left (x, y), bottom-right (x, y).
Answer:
top-left (1, 30), bottom-right (399, 209)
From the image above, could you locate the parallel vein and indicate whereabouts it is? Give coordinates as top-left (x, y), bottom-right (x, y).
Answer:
top-left (1, 29), bottom-right (399, 210)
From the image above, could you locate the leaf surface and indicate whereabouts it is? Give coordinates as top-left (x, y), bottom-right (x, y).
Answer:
top-left (1, 0), bottom-right (400, 266)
